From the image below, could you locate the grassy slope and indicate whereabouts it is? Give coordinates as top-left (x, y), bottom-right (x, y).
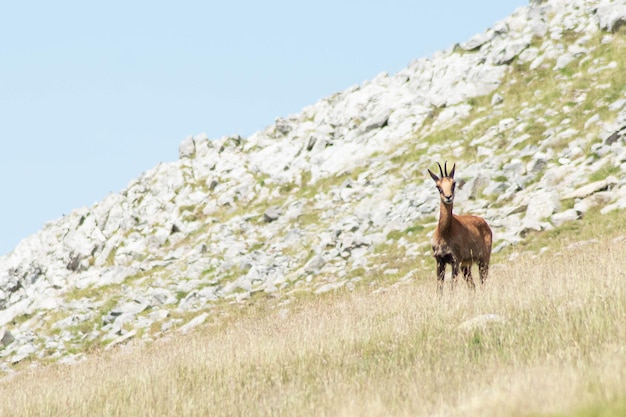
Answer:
top-left (1, 217), bottom-right (625, 417)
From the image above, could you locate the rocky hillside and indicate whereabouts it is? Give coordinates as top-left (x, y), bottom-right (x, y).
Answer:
top-left (2, 0), bottom-right (626, 370)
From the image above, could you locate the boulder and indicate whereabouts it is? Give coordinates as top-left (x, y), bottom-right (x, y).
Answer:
top-left (551, 209), bottom-right (580, 226)
top-left (604, 125), bottom-right (626, 145)
top-left (458, 314), bottom-right (506, 331)
top-left (491, 37), bottom-right (531, 65)
top-left (562, 176), bottom-right (618, 199)
top-left (178, 312), bottom-right (209, 334)
top-left (524, 188), bottom-right (561, 229)
top-left (263, 206), bottom-right (282, 223)
top-left (0, 328), bottom-right (14, 346)
top-left (594, 3), bottom-right (626, 32)
top-left (179, 135), bottom-right (196, 159)
top-left (460, 30), bottom-right (495, 51)
top-left (304, 255), bottom-right (326, 274)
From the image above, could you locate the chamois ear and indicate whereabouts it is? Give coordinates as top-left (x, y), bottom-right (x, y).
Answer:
top-left (449, 163), bottom-right (456, 179)
top-left (427, 169), bottom-right (439, 182)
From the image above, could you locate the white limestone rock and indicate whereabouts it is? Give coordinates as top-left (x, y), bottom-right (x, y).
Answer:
top-left (459, 314), bottom-right (506, 331)
top-left (178, 313), bottom-right (209, 334)
top-left (562, 176), bottom-right (618, 199)
top-left (460, 30), bottom-right (495, 51)
top-left (551, 209), bottom-right (580, 226)
top-left (523, 188), bottom-right (561, 230)
top-left (179, 135), bottom-right (196, 159)
top-left (0, 328), bottom-right (14, 347)
top-left (594, 2), bottom-right (626, 32)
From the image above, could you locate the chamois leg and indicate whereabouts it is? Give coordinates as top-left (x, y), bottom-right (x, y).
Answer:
top-left (436, 261), bottom-right (445, 295)
top-left (462, 266), bottom-right (476, 290)
top-left (450, 262), bottom-right (460, 292)
top-left (478, 261), bottom-right (489, 285)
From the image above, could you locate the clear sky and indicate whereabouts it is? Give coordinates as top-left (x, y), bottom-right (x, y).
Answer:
top-left (0, 0), bottom-right (527, 255)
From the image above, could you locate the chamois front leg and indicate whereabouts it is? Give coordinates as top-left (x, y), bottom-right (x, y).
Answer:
top-left (436, 260), bottom-right (446, 295)
top-left (450, 261), bottom-right (460, 292)
top-left (462, 266), bottom-right (476, 290)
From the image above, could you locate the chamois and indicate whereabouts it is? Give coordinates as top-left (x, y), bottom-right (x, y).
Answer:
top-left (427, 161), bottom-right (492, 294)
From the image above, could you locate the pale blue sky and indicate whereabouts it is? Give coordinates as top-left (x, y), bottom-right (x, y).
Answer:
top-left (0, 1), bottom-right (527, 255)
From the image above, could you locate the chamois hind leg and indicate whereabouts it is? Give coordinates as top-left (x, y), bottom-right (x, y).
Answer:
top-left (478, 261), bottom-right (489, 286)
top-left (436, 261), bottom-right (446, 295)
top-left (462, 266), bottom-right (476, 290)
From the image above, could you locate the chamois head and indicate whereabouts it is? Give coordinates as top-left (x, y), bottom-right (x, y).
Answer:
top-left (428, 161), bottom-right (456, 205)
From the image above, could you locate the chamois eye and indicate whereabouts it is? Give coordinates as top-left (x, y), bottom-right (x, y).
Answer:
top-left (436, 186), bottom-right (442, 193)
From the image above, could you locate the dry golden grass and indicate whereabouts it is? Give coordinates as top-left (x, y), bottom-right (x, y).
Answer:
top-left (2, 235), bottom-right (626, 417)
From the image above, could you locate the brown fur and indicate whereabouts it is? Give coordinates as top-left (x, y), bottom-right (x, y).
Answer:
top-left (428, 161), bottom-right (492, 294)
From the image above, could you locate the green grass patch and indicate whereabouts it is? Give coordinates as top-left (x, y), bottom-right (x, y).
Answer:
top-left (494, 207), bottom-right (626, 260)
top-left (589, 164), bottom-right (621, 182)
